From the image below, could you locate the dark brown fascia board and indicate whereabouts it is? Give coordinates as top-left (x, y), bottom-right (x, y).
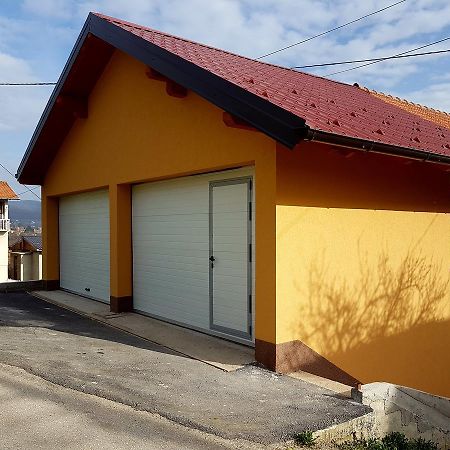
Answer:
top-left (305, 128), bottom-right (450, 166)
top-left (16, 13), bottom-right (308, 184)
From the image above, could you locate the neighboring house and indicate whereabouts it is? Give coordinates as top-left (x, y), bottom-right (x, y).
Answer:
top-left (0, 182), bottom-right (19, 282)
top-left (365, 87), bottom-right (450, 129)
top-left (8, 234), bottom-right (42, 281)
top-left (17, 13), bottom-right (450, 397)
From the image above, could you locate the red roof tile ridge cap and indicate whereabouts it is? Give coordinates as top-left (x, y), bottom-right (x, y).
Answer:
top-left (92, 12), bottom-right (356, 90)
top-left (364, 86), bottom-right (450, 116)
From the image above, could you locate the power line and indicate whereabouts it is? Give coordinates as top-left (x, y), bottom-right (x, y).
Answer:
top-left (325, 35), bottom-right (450, 76)
top-left (0, 163), bottom-right (41, 200)
top-left (15, 186), bottom-right (41, 197)
top-left (292, 48), bottom-right (450, 69)
top-left (0, 82), bottom-right (56, 86)
top-left (256, 0), bottom-right (407, 60)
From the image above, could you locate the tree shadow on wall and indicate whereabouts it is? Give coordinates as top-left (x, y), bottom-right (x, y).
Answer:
top-left (292, 245), bottom-right (450, 397)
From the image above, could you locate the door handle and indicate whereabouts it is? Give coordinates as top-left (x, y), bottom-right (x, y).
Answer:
top-left (209, 256), bottom-right (215, 262)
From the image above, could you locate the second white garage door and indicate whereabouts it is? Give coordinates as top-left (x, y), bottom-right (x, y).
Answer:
top-left (132, 168), bottom-right (254, 343)
top-left (59, 190), bottom-right (110, 303)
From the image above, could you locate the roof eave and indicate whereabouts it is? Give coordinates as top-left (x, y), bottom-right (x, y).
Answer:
top-left (305, 128), bottom-right (450, 165)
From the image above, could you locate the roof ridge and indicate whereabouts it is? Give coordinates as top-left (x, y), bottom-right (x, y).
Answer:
top-left (92, 12), bottom-right (355, 90)
top-left (363, 86), bottom-right (450, 116)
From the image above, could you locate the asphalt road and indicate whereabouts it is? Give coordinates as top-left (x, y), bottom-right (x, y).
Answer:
top-left (0, 363), bottom-right (257, 450)
top-left (0, 292), bottom-right (371, 447)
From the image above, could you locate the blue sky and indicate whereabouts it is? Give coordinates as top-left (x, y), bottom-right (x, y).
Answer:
top-left (1, 0), bottom-right (449, 199)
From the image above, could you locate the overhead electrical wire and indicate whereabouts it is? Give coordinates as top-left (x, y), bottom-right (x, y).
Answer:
top-left (0, 82), bottom-right (56, 86)
top-left (292, 48), bottom-right (450, 69)
top-left (14, 186), bottom-right (41, 198)
top-left (0, 163), bottom-right (41, 200)
top-left (256, 0), bottom-right (407, 59)
top-left (325, 35), bottom-right (450, 76)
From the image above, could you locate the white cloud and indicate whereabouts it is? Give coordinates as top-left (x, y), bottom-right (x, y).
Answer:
top-left (0, 85), bottom-right (50, 132)
top-left (0, 51), bottom-right (51, 131)
top-left (22, 0), bottom-right (75, 20)
top-left (404, 82), bottom-right (450, 112)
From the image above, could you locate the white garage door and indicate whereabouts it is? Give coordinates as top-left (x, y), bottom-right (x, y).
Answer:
top-left (59, 190), bottom-right (110, 303)
top-left (132, 168), bottom-right (254, 343)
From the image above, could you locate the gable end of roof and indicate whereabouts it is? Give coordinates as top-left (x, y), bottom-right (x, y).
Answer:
top-left (16, 13), bottom-right (308, 184)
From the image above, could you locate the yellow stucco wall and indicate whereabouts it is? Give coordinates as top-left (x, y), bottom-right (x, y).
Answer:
top-left (41, 50), bottom-right (277, 343)
top-left (276, 143), bottom-right (450, 397)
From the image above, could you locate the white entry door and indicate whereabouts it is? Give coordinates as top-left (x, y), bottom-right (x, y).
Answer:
top-left (59, 190), bottom-right (110, 303)
top-left (209, 179), bottom-right (252, 340)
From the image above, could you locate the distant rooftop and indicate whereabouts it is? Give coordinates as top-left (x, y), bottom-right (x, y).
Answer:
top-left (365, 88), bottom-right (450, 130)
top-left (23, 235), bottom-right (42, 251)
top-left (0, 181), bottom-right (18, 200)
top-left (8, 234), bottom-right (42, 252)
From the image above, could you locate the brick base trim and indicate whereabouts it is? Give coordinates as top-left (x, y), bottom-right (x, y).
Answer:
top-left (43, 279), bottom-right (60, 291)
top-left (255, 339), bottom-right (359, 386)
top-left (110, 296), bottom-right (133, 313)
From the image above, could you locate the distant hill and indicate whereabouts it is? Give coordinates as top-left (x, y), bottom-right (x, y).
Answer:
top-left (9, 200), bottom-right (41, 225)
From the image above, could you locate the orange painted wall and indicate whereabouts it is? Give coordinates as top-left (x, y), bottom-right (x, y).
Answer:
top-left (42, 50), bottom-right (277, 343)
top-left (276, 142), bottom-right (450, 397)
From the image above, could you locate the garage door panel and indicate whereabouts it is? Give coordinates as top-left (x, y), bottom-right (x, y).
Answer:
top-left (133, 179), bottom-right (210, 329)
top-left (133, 169), bottom-right (254, 342)
top-left (133, 227), bottom-right (207, 238)
top-left (134, 270), bottom-right (208, 288)
top-left (134, 239), bottom-right (208, 249)
top-left (59, 190), bottom-right (110, 303)
top-left (136, 263), bottom-right (208, 278)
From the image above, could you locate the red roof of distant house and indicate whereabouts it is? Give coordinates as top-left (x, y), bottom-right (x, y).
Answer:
top-left (17, 13), bottom-right (450, 184)
top-left (0, 181), bottom-right (18, 200)
top-left (98, 13), bottom-right (450, 156)
top-left (365, 88), bottom-right (450, 130)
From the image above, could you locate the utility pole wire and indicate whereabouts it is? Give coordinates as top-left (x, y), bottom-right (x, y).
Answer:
top-left (256, 0), bottom-right (407, 59)
top-left (0, 82), bottom-right (56, 86)
top-left (325, 35), bottom-right (450, 76)
top-left (0, 163), bottom-right (41, 200)
top-left (292, 48), bottom-right (450, 69)
top-left (15, 186), bottom-right (41, 197)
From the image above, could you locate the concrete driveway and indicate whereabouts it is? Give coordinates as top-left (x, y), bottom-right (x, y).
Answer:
top-left (0, 292), bottom-right (370, 447)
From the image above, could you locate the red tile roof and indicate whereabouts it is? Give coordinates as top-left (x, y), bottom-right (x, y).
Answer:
top-left (97, 13), bottom-right (450, 157)
top-left (0, 181), bottom-right (18, 200)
